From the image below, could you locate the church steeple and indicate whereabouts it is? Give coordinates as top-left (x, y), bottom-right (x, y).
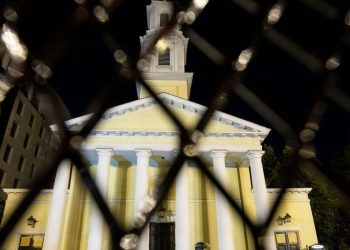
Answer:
top-left (137, 0), bottom-right (193, 100)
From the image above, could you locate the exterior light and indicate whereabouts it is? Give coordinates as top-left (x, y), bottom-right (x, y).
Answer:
top-left (285, 213), bottom-right (291, 223)
top-left (276, 213), bottom-right (292, 225)
top-left (276, 216), bottom-right (284, 225)
top-left (309, 244), bottom-right (325, 250)
top-left (27, 215), bottom-right (38, 228)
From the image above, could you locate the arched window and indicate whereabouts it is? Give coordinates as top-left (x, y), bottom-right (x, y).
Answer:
top-left (160, 13), bottom-right (169, 26)
top-left (158, 48), bottom-right (170, 65)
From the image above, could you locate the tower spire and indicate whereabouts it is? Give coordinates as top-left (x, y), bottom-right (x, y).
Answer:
top-left (137, 0), bottom-right (193, 100)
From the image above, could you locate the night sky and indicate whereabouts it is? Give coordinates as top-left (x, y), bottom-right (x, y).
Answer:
top-left (9, 0), bottom-right (350, 162)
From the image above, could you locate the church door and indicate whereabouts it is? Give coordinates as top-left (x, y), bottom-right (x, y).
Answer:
top-left (149, 222), bottom-right (175, 250)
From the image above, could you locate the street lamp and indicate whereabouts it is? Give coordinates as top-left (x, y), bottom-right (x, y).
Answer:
top-left (309, 244), bottom-right (325, 250)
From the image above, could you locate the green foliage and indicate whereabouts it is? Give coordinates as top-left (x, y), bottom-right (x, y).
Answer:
top-left (330, 142), bottom-right (350, 170)
top-left (262, 145), bottom-right (297, 187)
top-left (321, 140), bottom-right (350, 249)
top-left (309, 185), bottom-right (350, 249)
top-left (262, 145), bottom-right (281, 187)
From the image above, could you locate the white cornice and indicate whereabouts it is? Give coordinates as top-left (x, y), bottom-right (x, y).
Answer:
top-left (88, 130), bottom-right (267, 139)
top-left (142, 29), bottom-right (186, 40)
top-left (82, 143), bottom-right (262, 153)
top-left (267, 188), bottom-right (312, 194)
top-left (4, 188), bottom-right (53, 194)
top-left (142, 72), bottom-right (193, 80)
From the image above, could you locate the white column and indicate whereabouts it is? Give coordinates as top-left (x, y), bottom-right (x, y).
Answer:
top-left (246, 150), bottom-right (269, 224)
top-left (210, 150), bottom-right (235, 250)
top-left (246, 150), bottom-right (275, 249)
top-left (134, 149), bottom-right (151, 250)
top-left (87, 148), bottom-right (113, 250)
top-left (175, 162), bottom-right (190, 250)
top-left (43, 159), bottom-right (71, 250)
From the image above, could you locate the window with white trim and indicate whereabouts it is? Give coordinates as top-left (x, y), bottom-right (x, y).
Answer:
top-left (10, 122), bottom-right (18, 138)
top-left (30, 164), bottom-right (36, 179)
top-left (16, 101), bottom-right (23, 115)
top-left (23, 134), bottom-right (30, 149)
top-left (34, 145), bottom-right (40, 158)
top-left (18, 156), bottom-right (25, 172)
top-left (39, 126), bottom-right (44, 138)
top-left (29, 115), bottom-right (35, 128)
top-left (18, 234), bottom-right (44, 250)
top-left (275, 231), bottom-right (300, 250)
top-left (0, 169), bottom-right (5, 186)
top-left (13, 178), bottom-right (20, 188)
top-left (3, 144), bottom-right (12, 162)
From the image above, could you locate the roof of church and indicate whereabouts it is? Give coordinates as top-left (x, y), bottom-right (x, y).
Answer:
top-left (61, 93), bottom-right (270, 138)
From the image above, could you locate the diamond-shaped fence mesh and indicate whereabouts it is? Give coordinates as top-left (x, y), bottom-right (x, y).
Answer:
top-left (0, 0), bottom-right (350, 249)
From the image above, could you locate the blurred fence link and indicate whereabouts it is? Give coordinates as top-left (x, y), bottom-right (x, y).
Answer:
top-left (1, 0), bottom-right (350, 249)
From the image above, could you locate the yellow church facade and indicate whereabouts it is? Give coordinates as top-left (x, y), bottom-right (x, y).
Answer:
top-left (4, 93), bottom-right (317, 250)
top-left (1, 93), bottom-right (319, 250)
top-left (1, 1), bottom-right (319, 250)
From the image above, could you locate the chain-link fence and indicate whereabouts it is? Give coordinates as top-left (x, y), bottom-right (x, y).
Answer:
top-left (1, 0), bottom-right (350, 249)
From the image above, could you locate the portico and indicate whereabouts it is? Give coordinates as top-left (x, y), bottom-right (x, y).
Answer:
top-left (42, 132), bottom-right (268, 250)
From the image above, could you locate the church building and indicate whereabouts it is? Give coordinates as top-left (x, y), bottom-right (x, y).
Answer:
top-left (1, 1), bottom-right (319, 249)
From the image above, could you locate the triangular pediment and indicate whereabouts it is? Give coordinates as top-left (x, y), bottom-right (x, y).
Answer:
top-left (63, 93), bottom-right (270, 138)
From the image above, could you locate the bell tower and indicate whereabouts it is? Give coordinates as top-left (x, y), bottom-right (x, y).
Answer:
top-left (137, 0), bottom-right (193, 100)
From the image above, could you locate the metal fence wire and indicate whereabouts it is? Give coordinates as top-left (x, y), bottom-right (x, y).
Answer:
top-left (1, 0), bottom-right (350, 249)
